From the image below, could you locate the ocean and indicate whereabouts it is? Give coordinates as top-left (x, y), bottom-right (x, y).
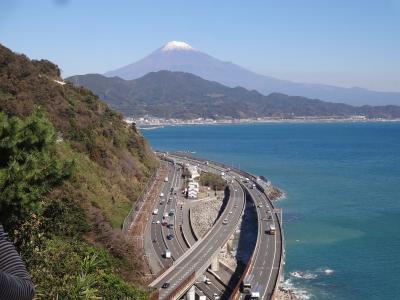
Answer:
top-left (142, 122), bottom-right (400, 300)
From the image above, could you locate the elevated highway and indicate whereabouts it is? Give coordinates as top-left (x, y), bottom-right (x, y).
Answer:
top-left (145, 157), bottom-right (245, 299)
top-left (167, 152), bottom-right (284, 300)
top-left (150, 178), bottom-right (245, 300)
top-left (151, 158), bottom-right (244, 299)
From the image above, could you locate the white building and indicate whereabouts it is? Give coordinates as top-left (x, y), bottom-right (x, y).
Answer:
top-left (187, 180), bottom-right (199, 199)
top-left (187, 165), bottom-right (200, 180)
top-left (188, 189), bottom-right (198, 199)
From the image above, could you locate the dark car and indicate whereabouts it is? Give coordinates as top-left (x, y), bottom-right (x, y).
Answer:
top-left (167, 224), bottom-right (174, 229)
top-left (167, 234), bottom-right (174, 240)
top-left (162, 282), bottom-right (170, 289)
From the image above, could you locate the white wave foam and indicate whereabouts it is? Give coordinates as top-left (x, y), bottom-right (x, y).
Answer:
top-left (323, 268), bottom-right (334, 275)
top-left (280, 278), bottom-right (312, 300)
top-left (290, 271), bottom-right (318, 280)
top-left (314, 267), bottom-right (335, 276)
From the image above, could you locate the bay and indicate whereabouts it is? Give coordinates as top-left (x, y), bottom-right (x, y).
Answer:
top-left (143, 122), bottom-right (400, 300)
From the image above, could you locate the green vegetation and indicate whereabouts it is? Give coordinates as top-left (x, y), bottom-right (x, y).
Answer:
top-left (0, 110), bottom-right (73, 227)
top-left (200, 171), bottom-right (226, 191)
top-left (0, 43), bottom-right (158, 299)
top-left (68, 71), bottom-right (400, 119)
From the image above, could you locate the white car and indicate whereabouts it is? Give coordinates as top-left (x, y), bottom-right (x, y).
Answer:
top-left (152, 221), bottom-right (155, 224)
top-left (156, 220), bottom-right (160, 224)
top-left (229, 211), bottom-right (233, 214)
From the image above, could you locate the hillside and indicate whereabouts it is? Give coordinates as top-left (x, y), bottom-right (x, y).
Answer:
top-left (103, 41), bottom-right (400, 106)
top-left (0, 43), bottom-right (158, 299)
top-left (68, 71), bottom-right (400, 120)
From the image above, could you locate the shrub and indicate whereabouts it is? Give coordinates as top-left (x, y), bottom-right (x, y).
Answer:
top-left (0, 110), bottom-right (74, 228)
top-left (200, 171), bottom-right (226, 191)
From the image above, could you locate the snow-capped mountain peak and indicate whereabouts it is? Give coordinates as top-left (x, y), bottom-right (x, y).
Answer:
top-left (102, 42), bottom-right (400, 106)
top-left (162, 41), bottom-right (194, 51)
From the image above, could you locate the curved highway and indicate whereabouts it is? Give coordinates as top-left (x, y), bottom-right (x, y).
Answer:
top-left (149, 167), bottom-right (245, 300)
top-left (147, 159), bottom-right (238, 299)
top-left (167, 152), bottom-right (283, 300)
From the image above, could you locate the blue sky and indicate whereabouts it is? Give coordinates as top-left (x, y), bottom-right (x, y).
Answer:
top-left (1, 0), bottom-right (399, 92)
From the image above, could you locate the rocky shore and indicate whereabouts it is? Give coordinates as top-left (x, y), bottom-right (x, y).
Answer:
top-left (276, 288), bottom-right (301, 300)
top-left (263, 180), bottom-right (285, 201)
top-left (267, 185), bottom-right (284, 201)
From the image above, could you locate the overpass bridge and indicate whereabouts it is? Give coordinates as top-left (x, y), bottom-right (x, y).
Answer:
top-left (149, 175), bottom-right (245, 300)
top-left (143, 152), bottom-right (284, 300)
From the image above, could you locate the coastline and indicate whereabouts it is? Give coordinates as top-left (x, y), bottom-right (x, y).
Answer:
top-left (130, 116), bottom-right (400, 127)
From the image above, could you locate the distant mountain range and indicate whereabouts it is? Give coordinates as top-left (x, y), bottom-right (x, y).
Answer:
top-left (103, 41), bottom-right (400, 106)
top-left (67, 70), bottom-right (400, 120)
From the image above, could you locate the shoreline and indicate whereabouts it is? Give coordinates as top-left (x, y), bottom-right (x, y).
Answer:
top-left (131, 117), bottom-right (400, 127)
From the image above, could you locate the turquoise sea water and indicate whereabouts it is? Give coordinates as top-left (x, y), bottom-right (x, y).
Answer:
top-left (142, 122), bottom-right (400, 300)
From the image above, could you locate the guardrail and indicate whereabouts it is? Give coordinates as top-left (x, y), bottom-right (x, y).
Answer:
top-left (228, 187), bottom-right (262, 300)
top-left (229, 253), bottom-right (253, 300)
top-left (122, 167), bottom-right (160, 233)
top-left (270, 204), bottom-right (284, 300)
top-left (260, 182), bottom-right (284, 300)
top-left (165, 272), bottom-right (196, 300)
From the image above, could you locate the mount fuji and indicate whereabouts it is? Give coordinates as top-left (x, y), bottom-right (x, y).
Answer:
top-left (104, 41), bottom-right (399, 106)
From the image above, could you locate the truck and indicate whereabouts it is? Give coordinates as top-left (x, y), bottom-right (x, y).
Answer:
top-left (250, 291), bottom-right (260, 299)
top-left (268, 224), bottom-right (276, 235)
top-left (164, 249), bottom-right (171, 259)
top-left (164, 177), bottom-right (169, 182)
top-left (152, 209), bottom-right (159, 215)
top-left (241, 275), bottom-right (253, 293)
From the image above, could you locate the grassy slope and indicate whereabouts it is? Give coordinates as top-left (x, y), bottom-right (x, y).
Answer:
top-left (0, 43), bottom-right (158, 227)
top-left (0, 43), bottom-right (158, 298)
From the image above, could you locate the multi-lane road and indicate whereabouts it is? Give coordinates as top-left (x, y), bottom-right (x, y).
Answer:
top-left (147, 160), bottom-right (231, 299)
top-left (170, 153), bottom-right (282, 299)
top-left (142, 153), bottom-right (283, 299)
top-left (151, 175), bottom-right (245, 300)
top-left (237, 186), bottom-right (282, 299)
